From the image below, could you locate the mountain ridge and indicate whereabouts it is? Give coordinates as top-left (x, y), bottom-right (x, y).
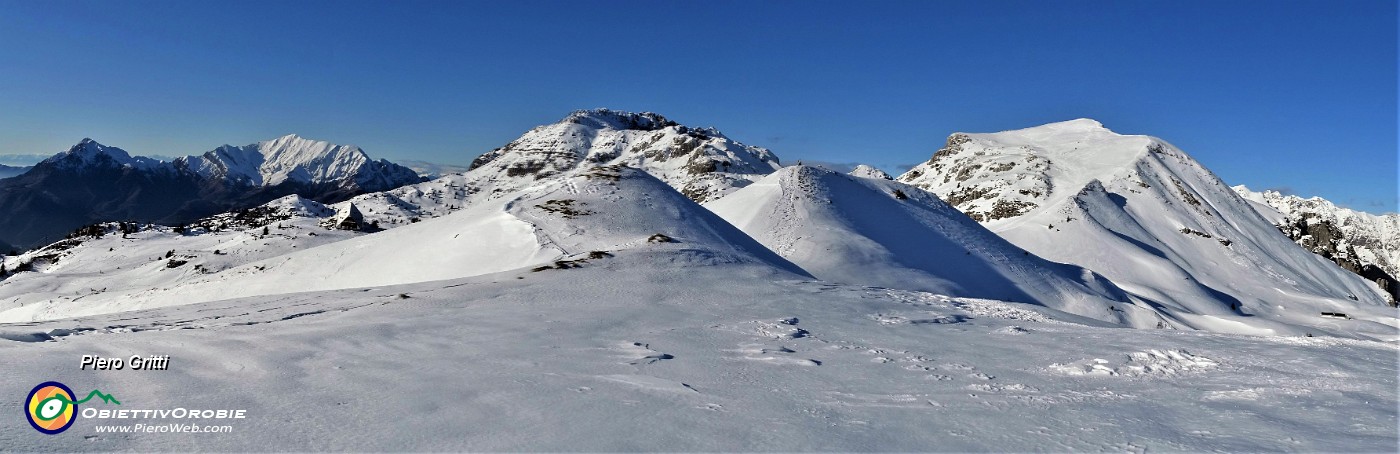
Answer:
top-left (1234, 185), bottom-right (1400, 302)
top-left (896, 119), bottom-right (1395, 338)
top-left (707, 165), bottom-right (1164, 327)
top-left (0, 136), bottom-right (421, 249)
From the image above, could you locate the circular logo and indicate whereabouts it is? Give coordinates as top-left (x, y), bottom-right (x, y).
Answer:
top-left (25, 382), bottom-right (76, 435)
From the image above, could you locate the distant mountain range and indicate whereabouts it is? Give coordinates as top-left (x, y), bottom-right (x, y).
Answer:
top-left (396, 160), bottom-right (472, 179)
top-left (301, 108), bottom-right (784, 230)
top-left (1235, 186), bottom-right (1399, 302)
top-left (0, 135), bottom-right (421, 249)
top-left (1, 109), bottom-right (1392, 341)
top-left (0, 164), bottom-right (29, 179)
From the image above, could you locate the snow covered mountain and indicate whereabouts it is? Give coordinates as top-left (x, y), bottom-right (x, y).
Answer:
top-left (707, 166), bottom-right (1162, 327)
top-left (847, 164), bottom-right (893, 180)
top-left (174, 134), bottom-right (421, 197)
top-left (0, 165), bottom-right (805, 321)
top-left (468, 108), bottom-right (781, 203)
top-left (0, 140), bottom-right (196, 250)
top-left (0, 116), bottom-right (1395, 451)
top-left (1234, 186), bottom-right (1400, 302)
top-left (897, 119), bottom-right (1395, 338)
top-left (0, 136), bottom-right (420, 250)
top-left (317, 109), bottom-right (784, 230)
top-left (38, 138), bottom-right (168, 172)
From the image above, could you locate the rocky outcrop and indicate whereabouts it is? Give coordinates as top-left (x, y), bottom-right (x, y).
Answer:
top-left (897, 132), bottom-right (1052, 222)
top-left (467, 109), bottom-right (781, 203)
top-left (1235, 186), bottom-right (1399, 306)
top-left (1279, 212), bottom-right (1398, 305)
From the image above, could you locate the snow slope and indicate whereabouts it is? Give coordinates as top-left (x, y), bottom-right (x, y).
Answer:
top-left (0, 196), bottom-right (361, 322)
top-left (0, 166), bottom-right (805, 321)
top-left (706, 166), bottom-right (1162, 327)
top-left (0, 252), bottom-right (1394, 451)
top-left (898, 120), bottom-right (1397, 340)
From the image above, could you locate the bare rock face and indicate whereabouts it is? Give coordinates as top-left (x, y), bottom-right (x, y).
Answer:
top-left (898, 132), bottom-right (1052, 222)
top-left (1235, 186), bottom-right (1400, 306)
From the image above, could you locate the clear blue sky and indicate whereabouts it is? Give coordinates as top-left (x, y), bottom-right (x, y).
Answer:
top-left (0, 0), bottom-right (1394, 211)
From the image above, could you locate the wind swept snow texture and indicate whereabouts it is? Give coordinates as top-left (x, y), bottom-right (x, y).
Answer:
top-left (0, 256), bottom-right (1394, 451)
top-left (0, 166), bottom-right (805, 321)
top-left (707, 166), bottom-right (1159, 327)
top-left (898, 119), bottom-right (1397, 340)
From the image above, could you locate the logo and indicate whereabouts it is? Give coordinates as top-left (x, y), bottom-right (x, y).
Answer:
top-left (24, 382), bottom-right (120, 435)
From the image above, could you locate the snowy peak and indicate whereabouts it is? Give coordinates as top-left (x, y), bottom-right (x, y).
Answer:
top-left (1233, 185), bottom-right (1400, 302)
top-left (0, 135), bottom-right (420, 249)
top-left (897, 120), bottom-right (1165, 222)
top-left (255, 134), bottom-right (369, 185)
top-left (467, 108), bottom-right (781, 203)
top-left (178, 134), bottom-right (420, 190)
top-left (847, 164), bottom-right (893, 180)
top-left (705, 165), bottom-right (1158, 327)
top-left (896, 119), bottom-right (1395, 338)
top-left (562, 108), bottom-right (681, 132)
top-left (1029, 118), bottom-right (1110, 133)
top-left (39, 138), bottom-right (163, 171)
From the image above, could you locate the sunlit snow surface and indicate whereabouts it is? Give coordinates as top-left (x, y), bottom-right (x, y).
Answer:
top-left (0, 255), bottom-right (1394, 451)
top-left (0, 117), bottom-right (1395, 450)
top-left (898, 120), bottom-right (1397, 340)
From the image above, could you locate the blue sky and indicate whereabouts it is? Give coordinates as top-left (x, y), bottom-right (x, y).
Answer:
top-left (0, 0), bottom-right (1394, 211)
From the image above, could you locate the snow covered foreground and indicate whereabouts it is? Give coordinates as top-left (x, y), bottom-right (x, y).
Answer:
top-left (1, 254), bottom-right (1395, 451)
